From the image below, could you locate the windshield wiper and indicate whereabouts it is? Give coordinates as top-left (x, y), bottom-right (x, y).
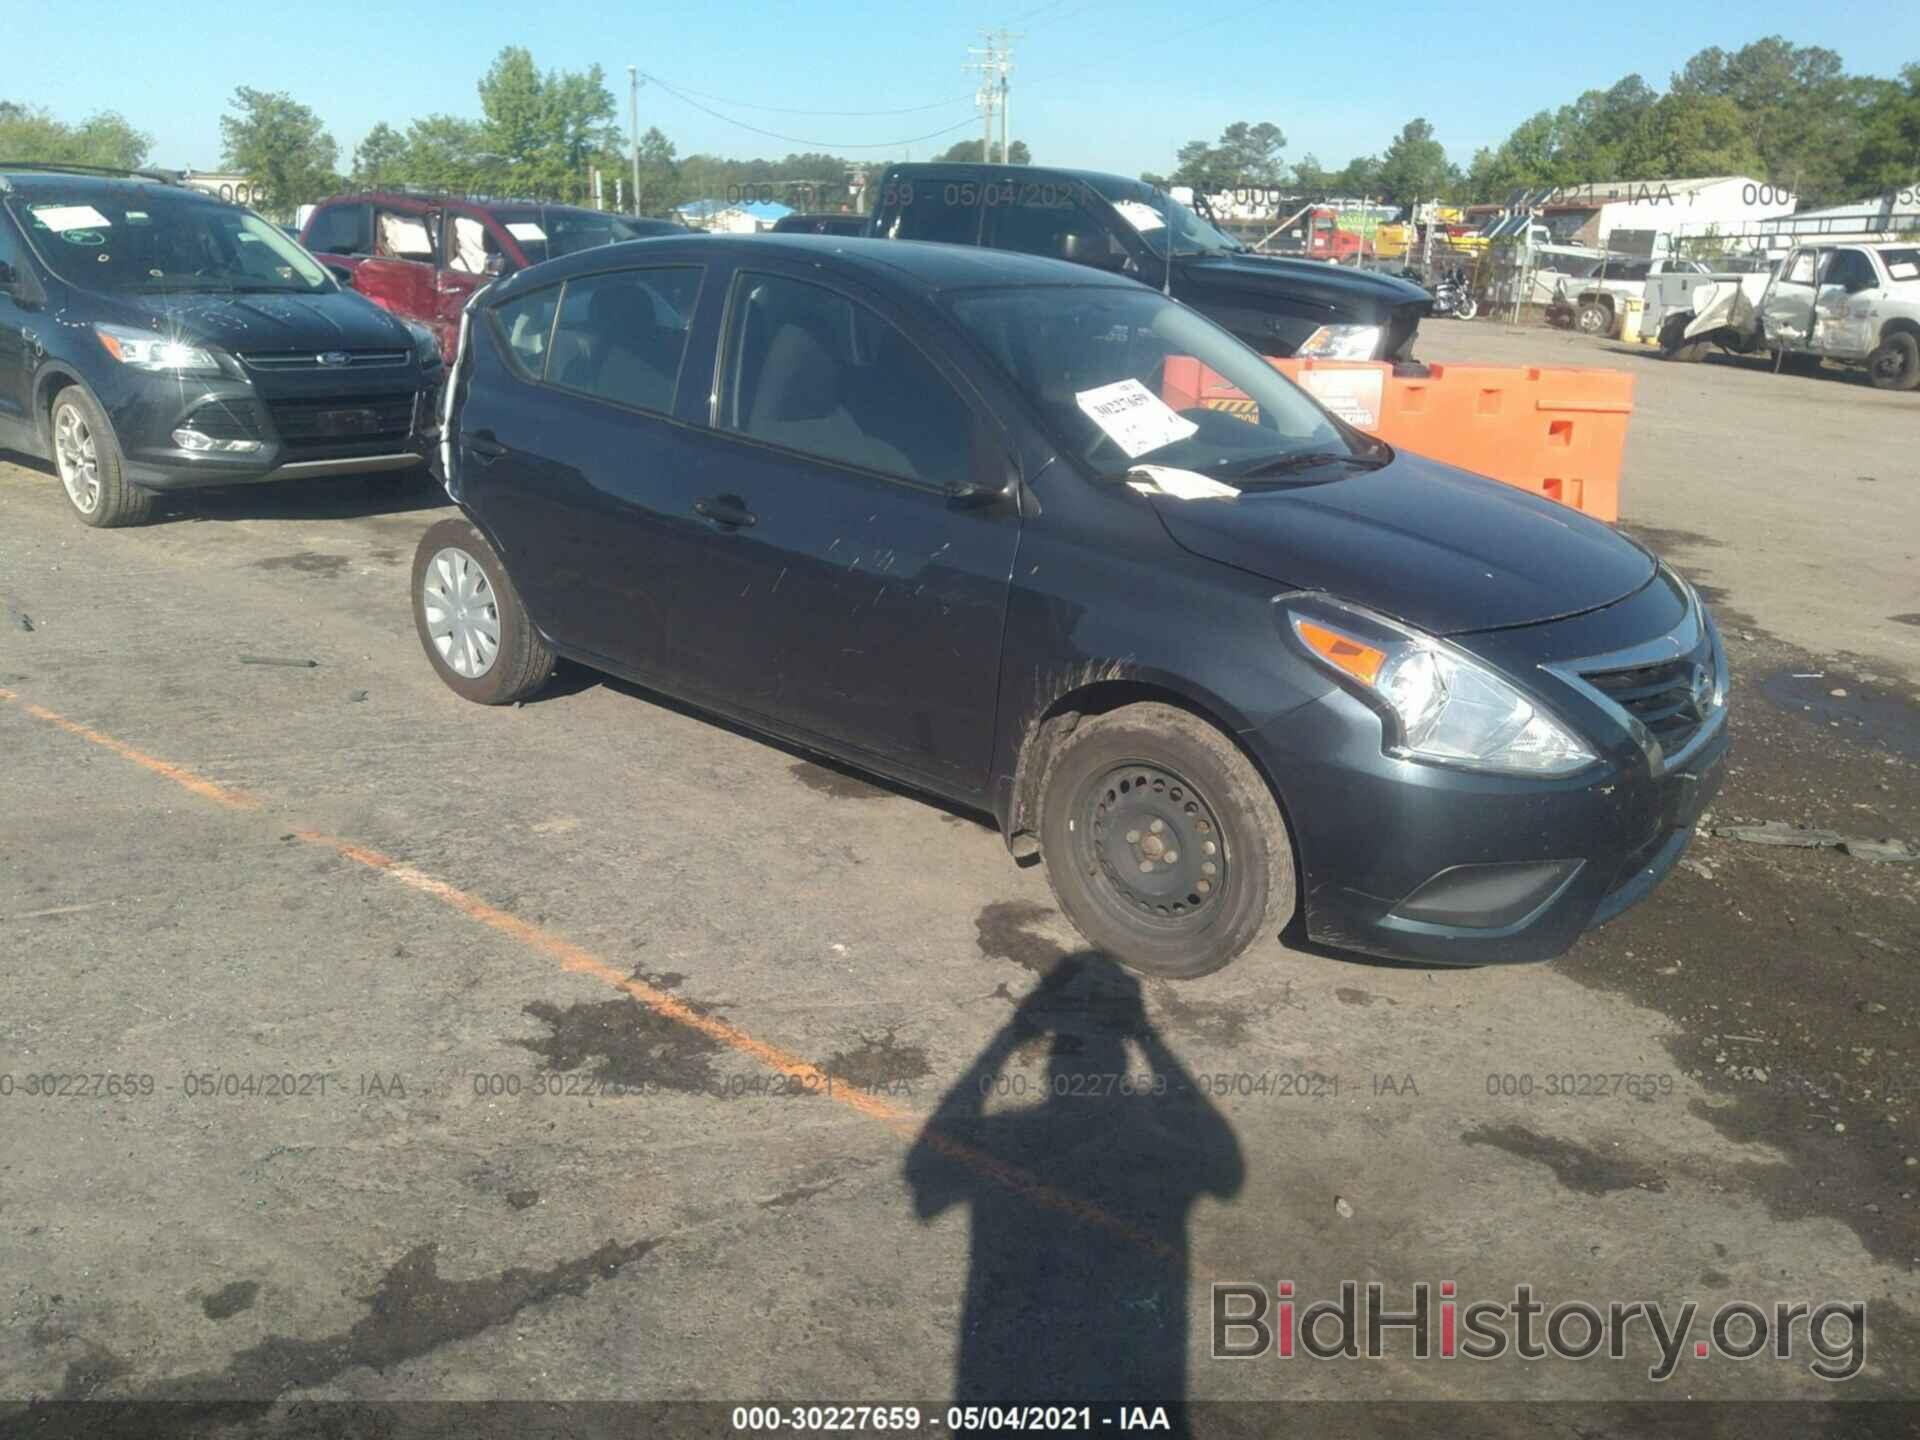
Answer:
top-left (1236, 449), bottom-right (1392, 479)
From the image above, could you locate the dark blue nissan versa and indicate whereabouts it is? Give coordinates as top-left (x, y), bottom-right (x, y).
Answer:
top-left (0, 166), bottom-right (442, 528)
top-left (417, 234), bottom-right (1728, 976)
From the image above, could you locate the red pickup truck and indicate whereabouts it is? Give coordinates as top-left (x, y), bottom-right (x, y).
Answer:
top-left (299, 191), bottom-right (686, 359)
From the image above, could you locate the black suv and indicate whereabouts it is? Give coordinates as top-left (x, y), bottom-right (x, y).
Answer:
top-left (868, 164), bottom-right (1432, 362)
top-left (0, 164), bottom-right (443, 527)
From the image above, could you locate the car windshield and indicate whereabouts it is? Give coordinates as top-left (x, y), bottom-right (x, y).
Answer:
top-left (493, 208), bottom-right (660, 264)
top-left (1084, 177), bottom-right (1243, 259)
top-left (15, 190), bottom-right (332, 295)
top-left (1876, 248), bottom-right (1920, 281)
top-left (948, 284), bottom-right (1366, 482)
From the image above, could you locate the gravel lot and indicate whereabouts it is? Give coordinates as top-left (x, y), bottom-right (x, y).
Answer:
top-left (2, 319), bottom-right (1915, 1434)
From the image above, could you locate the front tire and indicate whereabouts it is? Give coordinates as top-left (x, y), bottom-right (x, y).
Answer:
top-left (411, 517), bottom-right (554, 704)
top-left (1868, 332), bottom-right (1920, 391)
top-left (1037, 702), bottom-right (1296, 979)
top-left (1454, 295), bottom-right (1478, 321)
top-left (49, 386), bottom-right (152, 528)
top-left (1575, 301), bottom-right (1612, 336)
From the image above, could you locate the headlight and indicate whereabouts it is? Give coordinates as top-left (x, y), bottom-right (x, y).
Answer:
top-left (94, 323), bottom-right (222, 375)
top-left (1288, 603), bottom-right (1596, 776)
top-left (1296, 323), bottom-right (1382, 360)
top-left (402, 319), bottom-right (442, 366)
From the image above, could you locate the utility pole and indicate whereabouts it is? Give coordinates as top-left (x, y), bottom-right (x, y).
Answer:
top-left (965, 37), bottom-right (998, 163)
top-left (992, 30), bottom-right (1022, 163)
top-left (628, 66), bottom-right (641, 215)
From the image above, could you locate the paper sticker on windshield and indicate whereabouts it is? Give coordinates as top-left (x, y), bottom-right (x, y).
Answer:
top-left (1890, 261), bottom-right (1918, 280)
top-left (506, 222), bottom-right (547, 242)
top-left (30, 204), bottom-right (111, 232)
top-left (1113, 200), bottom-right (1165, 233)
top-left (1075, 378), bottom-right (1198, 458)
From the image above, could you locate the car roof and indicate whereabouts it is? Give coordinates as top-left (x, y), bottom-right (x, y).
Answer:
top-left (880, 161), bottom-right (1138, 192)
top-left (0, 170), bottom-right (214, 203)
top-left (491, 232), bottom-right (1142, 300)
top-left (325, 192), bottom-right (627, 221)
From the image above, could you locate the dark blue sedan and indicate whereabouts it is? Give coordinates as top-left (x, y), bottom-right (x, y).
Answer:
top-left (415, 234), bottom-right (1728, 976)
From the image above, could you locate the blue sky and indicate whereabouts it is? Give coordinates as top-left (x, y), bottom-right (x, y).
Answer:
top-left (7, 1), bottom-right (1913, 180)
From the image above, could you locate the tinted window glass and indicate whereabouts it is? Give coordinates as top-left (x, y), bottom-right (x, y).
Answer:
top-left (492, 207), bottom-right (666, 264)
top-left (492, 285), bottom-right (561, 379)
top-left (547, 268), bottom-right (700, 413)
top-left (985, 183), bottom-right (1109, 264)
top-left (1824, 250), bottom-right (1877, 291)
top-left (722, 272), bottom-right (973, 489)
top-left (304, 203), bottom-right (370, 256)
top-left (874, 179), bottom-right (982, 245)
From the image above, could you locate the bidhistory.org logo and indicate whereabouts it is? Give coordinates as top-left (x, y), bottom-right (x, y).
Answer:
top-left (1212, 1282), bottom-right (1866, 1382)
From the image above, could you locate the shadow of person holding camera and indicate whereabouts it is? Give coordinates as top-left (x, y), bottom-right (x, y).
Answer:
top-left (905, 955), bottom-right (1244, 1424)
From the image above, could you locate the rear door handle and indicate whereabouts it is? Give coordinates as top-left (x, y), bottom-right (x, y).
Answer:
top-left (694, 495), bottom-right (757, 529)
top-left (463, 431), bottom-right (508, 461)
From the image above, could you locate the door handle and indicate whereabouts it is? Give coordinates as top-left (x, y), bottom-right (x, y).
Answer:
top-left (463, 430), bottom-right (508, 462)
top-left (694, 495), bottom-right (757, 529)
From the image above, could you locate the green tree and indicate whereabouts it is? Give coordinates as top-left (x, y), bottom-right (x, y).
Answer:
top-left (1167, 121), bottom-right (1285, 191)
top-left (1373, 118), bottom-right (1461, 203)
top-left (632, 126), bottom-right (684, 214)
top-left (0, 102), bottom-right (151, 169)
top-left (1622, 93), bottom-right (1761, 179)
top-left (403, 114), bottom-right (488, 190)
top-left (477, 46), bottom-right (618, 202)
top-left (933, 138), bottom-right (1031, 164)
top-left (1289, 153), bottom-right (1332, 194)
top-left (219, 87), bottom-right (339, 215)
top-left (350, 122), bottom-right (408, 188)
top-left (1849, 65), bottom-right (1920, 196)
top-left (1670, 38), bottom-right (1859, 203)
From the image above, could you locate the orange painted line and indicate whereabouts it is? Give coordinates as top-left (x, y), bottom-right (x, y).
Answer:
top-left (0, 687), bottom-right (258, 811)
top-left (3, 685), bottom-right (1187, 1268)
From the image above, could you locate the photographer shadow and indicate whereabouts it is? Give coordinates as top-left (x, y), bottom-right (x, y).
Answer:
top-left (905, 954), bottom-right (1244, 1423)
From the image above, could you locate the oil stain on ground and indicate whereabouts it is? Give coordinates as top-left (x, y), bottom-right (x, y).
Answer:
top-left (1463, 1123), bottom-right (1667, 1195)
top-left (200, 1281), bottom-right (259, 1322)
top-left (516, 972), bottom-right (728, 1096)
top-left (250, 552), bottom-right (350, 579)
top-left (974, 900), bottom-right (1070, 974)
top-left (820, 1030), bottom-right (932, 1090)
top-left (789, 759), bottom-right (893, 801)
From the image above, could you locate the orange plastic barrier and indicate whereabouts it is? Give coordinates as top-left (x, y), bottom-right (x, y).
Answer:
top-left (1161, 357), bottom-right (1633, 523)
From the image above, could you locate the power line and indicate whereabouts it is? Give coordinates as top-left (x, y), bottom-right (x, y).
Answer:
top-left (641, 72), bottom-right (980, 150)
top-left (637, 80), bottom-right (976, 117)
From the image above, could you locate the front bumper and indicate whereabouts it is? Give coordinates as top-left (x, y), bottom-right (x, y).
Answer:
top-left (1248, 578), bottom-right (1729, 965)
top-left (102, 367), bottom-right (440, 491)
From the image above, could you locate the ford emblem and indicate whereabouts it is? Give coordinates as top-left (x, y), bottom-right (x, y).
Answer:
top-left (317, 351), bottom-right (351, 367)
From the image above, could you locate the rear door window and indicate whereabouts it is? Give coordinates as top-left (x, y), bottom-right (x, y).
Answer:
top-left (545, 267), bottom-right (702, 414)
top-left (873, 177), bottom-right (982, 246)
top-left (304, 203), bottom-right (371, 256)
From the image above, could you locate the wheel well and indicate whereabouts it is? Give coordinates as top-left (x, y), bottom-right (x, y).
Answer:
top-left (33, 369), bottom-right (84, 444)
top-left (1876, 317), bottom-right (1920, 344)
top-left (1006, 678), bottom-right (1288, 850)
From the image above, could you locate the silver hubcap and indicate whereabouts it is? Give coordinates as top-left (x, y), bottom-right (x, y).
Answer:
top-left (53, 404), bottom-right (101, 514)
top-left (421, 547), bottom-right (501, 678)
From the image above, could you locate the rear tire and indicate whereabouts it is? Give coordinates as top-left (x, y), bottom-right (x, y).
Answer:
top-left (1454, 295), bottom-right (1478, 321)
top-left (1868, 332), bottom-right (1920, 391)
top-left (411, 517), bottom-right (554, 704)
top-left (1575, 301), bottom-right (1612, 336)
top-left (1037, 702), bottom-right (1296, 979)
top-left (49, 386), bottom-right (152, 528)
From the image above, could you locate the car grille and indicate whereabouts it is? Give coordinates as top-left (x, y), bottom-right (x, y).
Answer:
top-left (265, 392), bottom-right (418, 451)
top-left (1580, 652), bottom-right (1711, 756)
top-left (239, 350), bottom-right (410, 370)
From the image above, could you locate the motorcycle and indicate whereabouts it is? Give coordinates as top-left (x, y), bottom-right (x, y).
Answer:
top-left (1430, 271), bottom-right (1479, 321)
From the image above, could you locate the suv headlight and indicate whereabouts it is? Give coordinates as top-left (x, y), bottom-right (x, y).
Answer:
top-left (402, 319), bottom-right (442, 367)
top-left (1288, 602), bottom-right (1596, 776)
top-left (1296, 323), bottom-right (1382, 360)
top-left (94, 323), bottom-right (222, 375)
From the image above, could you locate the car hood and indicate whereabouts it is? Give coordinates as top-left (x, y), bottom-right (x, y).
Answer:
top-left (1148, 452), bottom-right (1655, 634)
top-left (1179, 252), bottom-right (1433, 311)
top-left (101, 288), bottom-right (410, 352)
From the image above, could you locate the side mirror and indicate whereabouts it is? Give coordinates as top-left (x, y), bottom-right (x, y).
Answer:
top-left (329, 265), bottom-right (355, 288)
top-left (484, 253), bottom-right (509, 277)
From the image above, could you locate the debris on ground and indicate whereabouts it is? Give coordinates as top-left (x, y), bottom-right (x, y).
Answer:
top-left (1710, 820), bottom-right (1917, 861)
top-left (348, 689), bottom-right (369, 702)
top-left (1335, 1196), bottom-right (1354, 1219)
top-left (238, 655), bottom-right (318, 668)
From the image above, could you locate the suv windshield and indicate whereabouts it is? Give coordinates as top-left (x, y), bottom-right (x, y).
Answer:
top-left (1084, 177), bottom-right (1243, 260)
top-left (14, 190), bottom-right (332, 295)
top-left (949, 284), bottom-right (1364, 482)
top-left (493, 208), bottom-right (657, 264)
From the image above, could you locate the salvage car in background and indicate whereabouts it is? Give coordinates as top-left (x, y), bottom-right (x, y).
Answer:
top-left (0, 163), bottom-right (443, 527)
top-left (1656, 242), bottom-right (1920, 389)
top-left (867, 163), bottom-right (1433, 364)
top-left (417, 234), bottom-right (1728, 976)
top-left (301, 191), bottom-right (687, 359)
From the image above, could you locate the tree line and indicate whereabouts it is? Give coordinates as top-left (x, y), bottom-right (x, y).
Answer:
top-left (5, 37), bottom-right (1915, 220)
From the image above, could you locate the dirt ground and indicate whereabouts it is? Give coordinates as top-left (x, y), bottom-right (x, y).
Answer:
top-left (1, 317), bottom-right (1916, 1436)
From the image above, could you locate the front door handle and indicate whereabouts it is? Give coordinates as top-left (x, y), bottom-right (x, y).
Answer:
top-left (694, 495), bottom-right (757, 529)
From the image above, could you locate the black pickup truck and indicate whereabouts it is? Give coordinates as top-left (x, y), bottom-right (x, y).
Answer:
top-left (867, 163), bottom-right (1431, 363)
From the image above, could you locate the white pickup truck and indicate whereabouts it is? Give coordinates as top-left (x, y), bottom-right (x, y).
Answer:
top-left (1653, 241), bottom-right (1920, 390)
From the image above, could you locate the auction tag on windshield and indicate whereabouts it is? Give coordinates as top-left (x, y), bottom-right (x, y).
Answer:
top-left (30, 204), bottom-right (112, 232)
top-left (506, 222), bottom-right (547, 242)
top-left (1890, 261), bottom-right (1918, 280)
top-left (1113, 200), bottom-right (1165, 233)
top-left (1075, 378), bottom-right (1198, 457)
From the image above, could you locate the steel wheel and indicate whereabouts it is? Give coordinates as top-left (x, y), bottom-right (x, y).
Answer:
top-left (420, 546), bottom-right (501, 678)
top-left (1074, 761), bottom-right (1228, 928)
top-left (53, 402), bottom-right (101, 516)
